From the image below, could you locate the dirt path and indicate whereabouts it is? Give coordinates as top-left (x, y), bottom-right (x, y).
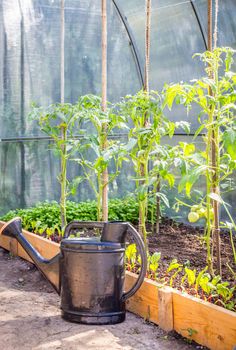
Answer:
top-left (0, 248), bottom-right (206, 350)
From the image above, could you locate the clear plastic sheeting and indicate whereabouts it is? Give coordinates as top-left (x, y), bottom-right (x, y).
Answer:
top-left (0, 0), bottom-right (140, 139)
top-left (0, 138), bottom-right (135, 215)
top-left (117, 0), bottom-right (236, 89)
top-left (194, 0), bottom-right (236, 48)
top-left (0, 0), bottom-right (236, 216)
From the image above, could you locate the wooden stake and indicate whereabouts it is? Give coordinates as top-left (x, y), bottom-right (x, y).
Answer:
top-left (158, 287), bottom-right (173, 331)
top-left (208, 0), bottom-right (221, 276)
top-left (101, 0), bottom-right (108, 221)
top-left (139, 0), bottom-right (152, 239)
top-left (144, 0), bottom-right (151, 93)
top-left (213, 0), bottom-right (219, 50)
top-left (61, 0), bottom-right (65, 104)
top-left (60, 0), bottom-right (67, 229)
top-left (207, 0), bottom-right (213, 52)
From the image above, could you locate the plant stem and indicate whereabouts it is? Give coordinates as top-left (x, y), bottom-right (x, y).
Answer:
top-left (60, 127), bottom-right (67, 230)
top-left (97, 172), bottom-right (102, 222)
top-left (138, 156), bottom-right (149, 247)
top-left (206, 126), bottom-right (213, 274)
top-left (229, 230), bottom-right (236, 264)
top-left (212, 124), bottom-right (221, 275)
top-left (156, 178), bottom-right (160, 235)
top-left (139, 162), bottom-right (145, 236)
top-left (211, 51), bottom-right (221, 276)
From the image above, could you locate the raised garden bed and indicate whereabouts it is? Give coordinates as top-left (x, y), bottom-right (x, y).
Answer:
top-left (0, 220), bottom-right (235, 350)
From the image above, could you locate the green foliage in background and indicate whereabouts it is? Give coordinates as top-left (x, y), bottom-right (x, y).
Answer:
top-left (0, 197), bottom-right (163, 238)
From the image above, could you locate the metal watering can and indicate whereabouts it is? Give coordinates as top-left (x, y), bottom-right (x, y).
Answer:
top-left (0, 218), bottom-right (147, 325)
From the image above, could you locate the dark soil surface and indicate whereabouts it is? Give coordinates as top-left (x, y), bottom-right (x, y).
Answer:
top-left (147, 218), bottom-right (236, 284)
top-left (0, 247), bottom-right (207, 350)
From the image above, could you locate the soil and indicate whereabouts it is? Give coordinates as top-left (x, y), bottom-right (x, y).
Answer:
top-left (0, 247), bottom-right (207, 350)
top-left (147, 218), bottom-right (236, 284)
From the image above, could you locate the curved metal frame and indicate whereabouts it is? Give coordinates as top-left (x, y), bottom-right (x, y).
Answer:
top-left (112, 0), bottom-right (144, 87)
top-left (112, 0), bottom-right (208, 89)
top-left (0, 0), bottom-right (213, 147)
top-left (190, 0), bottom-right (208, 50)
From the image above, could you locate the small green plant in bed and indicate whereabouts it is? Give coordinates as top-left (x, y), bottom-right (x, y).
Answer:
top-left (125, 246), bottom-right (236, 312)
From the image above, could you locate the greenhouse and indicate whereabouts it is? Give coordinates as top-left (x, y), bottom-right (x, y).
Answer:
top-left (0, 1), bottom-right (235, 350)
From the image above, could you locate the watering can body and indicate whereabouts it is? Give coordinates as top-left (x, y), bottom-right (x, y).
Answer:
top-left (0, 219), bottom-right (147, 325)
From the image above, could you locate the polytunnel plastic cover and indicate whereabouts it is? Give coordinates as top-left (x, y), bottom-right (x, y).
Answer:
top-left (0, 0), bottom-right (236, 216)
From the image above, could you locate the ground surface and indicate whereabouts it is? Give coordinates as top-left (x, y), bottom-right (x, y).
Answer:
top-left (147, 219), bottom-right (235, 284)
top-left (0, 248), bottom-right (206, 350)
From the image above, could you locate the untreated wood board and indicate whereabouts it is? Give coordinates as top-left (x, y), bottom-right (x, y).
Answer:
top-left (173, 290), bottom-right (236, 350)
top-left (17, 229), bottom-right (60, 261)
top-left (158, 287), bottom-right (173, 331)
top-left (0, 234), bottom-right (11, 251)
top-left (125, 271), bottom-right (159, 324)
top-left (0, 221), bottom-right (60, 263)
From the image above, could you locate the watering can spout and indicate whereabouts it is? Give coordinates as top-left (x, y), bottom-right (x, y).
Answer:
top-left (0, 218), bottom-right (60, 293)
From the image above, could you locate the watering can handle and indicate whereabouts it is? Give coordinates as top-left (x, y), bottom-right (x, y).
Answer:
top-left (122, 223), bottom-right (147, 301)
top-left (63, 221), bottom-right (147, 301)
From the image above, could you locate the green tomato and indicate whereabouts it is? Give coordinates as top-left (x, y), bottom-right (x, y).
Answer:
top-left (191, 205), bottom-right (199, 212)
top-left (197, 208), bottom-right (206, 218)
top-left (203, 208), bottom-right (214, 220)
top-left (188, 212), bottom-right (200, 223)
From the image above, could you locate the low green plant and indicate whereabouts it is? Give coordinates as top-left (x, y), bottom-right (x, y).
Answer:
top-left (167, 259), bottom-right (183, 287)
top-left (148, 252), bottom-right (161, 279)
top-left (124, 250), bottom-right (235, 311)
top-left (125, 243), bottom-right (137, 271)
top-left (166, 260), bottom-right (235, 311)
top-left (1, 197), bottom-right (160, 238)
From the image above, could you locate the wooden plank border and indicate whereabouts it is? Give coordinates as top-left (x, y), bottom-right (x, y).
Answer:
top-left (0, 221), bottom-right (60, 262)
top-left (172, 289), bottom-right (236, 350)
top-left (0, 221), bottom-right (235, 350)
